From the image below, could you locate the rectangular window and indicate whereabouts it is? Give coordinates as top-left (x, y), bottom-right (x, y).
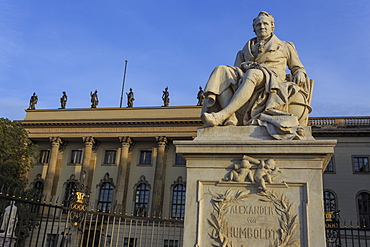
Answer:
top-left (174, 153), bottom-right (186, 166)
top-left (324, 157), bottom-right (334, 173)
top-left (46, 234), bottom-right (58, 247)
top-left (70, 150), bottom-right (83, 164)
top-left (124, 238), bottom-right (137, 247)
top-left (164, 240), bottom-right (179, 247)
top-left (39, 150), bottom-right (50, 164)
top-left (139, 150), bottom-right (152, 165)
top-left (353, 156), bottom-right (370, 173)
top-left (104, 150), bottom-right (117, 164)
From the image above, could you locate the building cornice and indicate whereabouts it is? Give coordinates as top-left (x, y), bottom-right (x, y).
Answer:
top-left (20, 107), bottom-right (370, 138)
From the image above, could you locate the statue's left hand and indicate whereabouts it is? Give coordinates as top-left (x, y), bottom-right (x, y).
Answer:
top-left (293, 71), bottom-right (306, 87)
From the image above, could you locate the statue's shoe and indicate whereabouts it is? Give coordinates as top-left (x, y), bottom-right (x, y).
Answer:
top-left (224, 119), bottom-right (237, 126)
top-left (203, 112), bottom-right (224, 127)
top-left (223, 114), bottom-right (238, 126)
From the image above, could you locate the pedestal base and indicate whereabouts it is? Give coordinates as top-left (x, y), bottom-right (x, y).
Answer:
top-left (174, 126), bottom-right (336, 247)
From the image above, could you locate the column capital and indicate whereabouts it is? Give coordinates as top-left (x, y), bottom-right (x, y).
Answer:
top-left (119, 136), bottom-right (132, 146)
top-left (49, 137), bottom-right (63, 147)
top-left (155, 136), bottom-right (168, 146)
top-left (82, 136), bottom-right (95, 146)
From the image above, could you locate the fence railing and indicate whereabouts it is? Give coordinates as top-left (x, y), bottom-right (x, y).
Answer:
top-left (0, 191), bottom-right (183, 247)
top-left (326, 226), bottom-right (370, 247)
top-left (326, 211), bottom-right (370, 247)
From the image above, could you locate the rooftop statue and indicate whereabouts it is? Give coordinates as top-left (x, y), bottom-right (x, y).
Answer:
top-left (197, 86), bottom-right (204, 106)
top-left (60, 91), bottom-right (67, 109)
top-left (126, 88), bottom-right (135, 107)
top-left (28, 92), bottom-right (38, 110)
top-left (90, 90), bottom-right (99, 108)
top-left (162, 87), bottom-right (170, 107)
top-left (201, 11), bottom-right (312, 140)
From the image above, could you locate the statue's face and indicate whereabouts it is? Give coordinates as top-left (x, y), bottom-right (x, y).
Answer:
top-left (253, 16), bottom-right (273, 39)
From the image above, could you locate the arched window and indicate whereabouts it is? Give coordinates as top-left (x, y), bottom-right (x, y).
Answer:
top-left (357, 191), bottom-right (370, 227)
top-left (97, 173), bottom-right (115, 212)
top-left (31, 174), bottom-right (44, 197)
top-left (30, 174), bottom-right (44, 212)
top-left (63, 174), bottom-right (79, 211)
top-left (323, 190), bottom-right (337, 212)
top-left (171, 176), bottom-right (186, 219)
top-left (134, 175), bottom-right (151, 216)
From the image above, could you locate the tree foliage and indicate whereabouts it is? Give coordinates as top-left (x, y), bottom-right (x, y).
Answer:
top-left (0, 118), bottom-right (38, 189)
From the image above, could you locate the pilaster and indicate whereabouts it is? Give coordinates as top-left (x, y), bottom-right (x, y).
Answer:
top-left (80, 136), bottom-right (95, 189)
top-left (44, 137), bottom-right (63, 201)
top-left (151, 136), bottom-right (168, 217)
top-left (115, 136), bottom-right (133, 213)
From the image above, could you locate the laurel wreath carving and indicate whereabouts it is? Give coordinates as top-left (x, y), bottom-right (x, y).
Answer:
top-left (258, 190), bottom-right (299, 247)
top-left (208, 189), bottom-right (299, 247)
top-left (208, 189), bottom-right (252, 247)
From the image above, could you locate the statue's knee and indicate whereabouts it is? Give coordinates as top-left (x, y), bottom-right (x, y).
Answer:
top-left (214, 65), bottom-right (229, 72)
top-left (244, 69), bottom-right (264, 85)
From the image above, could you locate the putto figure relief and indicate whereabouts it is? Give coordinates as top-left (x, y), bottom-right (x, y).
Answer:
top-left (225, 155), bottom-right (254, 183)
top-left (254, 158), bottom-right (280, 191)
top-left (201, 11), bottom-right (312, 140)
top-left (224, 155), bottom-right (281, 191)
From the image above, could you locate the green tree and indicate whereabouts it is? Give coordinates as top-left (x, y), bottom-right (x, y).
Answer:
top-left (0, 118), bottom-right (38, 189)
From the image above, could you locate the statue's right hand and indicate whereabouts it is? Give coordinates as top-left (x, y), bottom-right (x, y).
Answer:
top-left (241, 62), bottom-right (252, 72)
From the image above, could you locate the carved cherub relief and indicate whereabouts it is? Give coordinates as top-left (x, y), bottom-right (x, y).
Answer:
top-left (224, 155), bottom-right (281, 191)
top-left (225, 155), bottom-right (254, 182)
top-left (254, 159), bottom-right (280, 191)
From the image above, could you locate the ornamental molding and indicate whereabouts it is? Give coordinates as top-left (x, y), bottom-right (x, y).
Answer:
top-left (21, 120), bottom-right (203, 127)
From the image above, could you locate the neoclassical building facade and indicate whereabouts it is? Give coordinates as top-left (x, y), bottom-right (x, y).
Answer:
top-left (21, 106), bottom-right (370, 225)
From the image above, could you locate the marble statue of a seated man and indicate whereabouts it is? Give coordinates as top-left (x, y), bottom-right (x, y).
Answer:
top-left (201, 11), bottom-right (312, 140)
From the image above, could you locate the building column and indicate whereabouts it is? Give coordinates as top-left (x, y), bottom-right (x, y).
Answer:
top-left (80, 136), bottom-right (95, 189)
top-left (44, 137), bottom-right (63, 201)
top-left (151, 136), bottom-right (168, 217)
top-left (115, 136), bottom-right (132, 213)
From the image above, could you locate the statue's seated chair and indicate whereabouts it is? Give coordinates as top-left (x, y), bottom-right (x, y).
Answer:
top-left (286, 74), bottom-right (314, 126)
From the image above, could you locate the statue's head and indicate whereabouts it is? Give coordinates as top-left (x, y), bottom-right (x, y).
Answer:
top-left (265, 159), bottom-right (276, 169)
top-left (253, 11), bottom-right (275, 39)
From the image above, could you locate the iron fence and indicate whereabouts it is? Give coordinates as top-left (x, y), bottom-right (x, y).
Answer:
top-left (326, 226), bottom-right (370, 247)
top-left (0, 190), bottom-right (183, 247)
top-left (326, 211), bottom-right (370, 247)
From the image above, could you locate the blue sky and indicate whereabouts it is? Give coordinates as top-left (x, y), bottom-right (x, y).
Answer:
top-left (1, 0), bottom-right (369, 120)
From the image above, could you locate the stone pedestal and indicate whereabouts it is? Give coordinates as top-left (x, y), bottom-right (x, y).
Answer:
top-left (174, 126), bottom-right (336, 247)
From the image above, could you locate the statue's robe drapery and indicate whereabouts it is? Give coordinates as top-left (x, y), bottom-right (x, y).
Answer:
top-left (203, 34), bottom-right (309, 140)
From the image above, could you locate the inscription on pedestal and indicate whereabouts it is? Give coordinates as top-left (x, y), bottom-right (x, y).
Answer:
top-left (207, 188), bottom-right (299, 247)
